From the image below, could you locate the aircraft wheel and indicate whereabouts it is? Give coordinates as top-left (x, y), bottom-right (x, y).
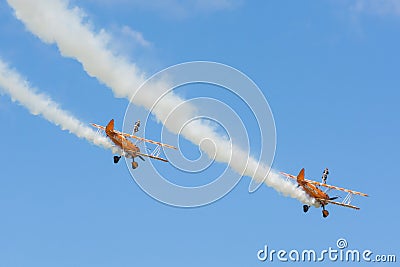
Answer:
top-left (113, 156), bottom-right (121, 164)
top-left (132, 161), bottom-right (139, 169)
top-left (303, 205), bottom-right (309, 213)
top-left (322, 210), bottom-right (329, 218)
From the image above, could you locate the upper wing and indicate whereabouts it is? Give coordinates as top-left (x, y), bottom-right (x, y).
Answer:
top-left (316, 198), bottom-right (360, 210)
top-left (280, 171), bottom-right (368, 197)
top-left (91, 123), bottom-right (177, 150)
top-left (122, 133), bottom-right (177, 150)
top-left (307, 180), bottom-right (368, 197)
top-left (91, 123), bottom-right (105, 130)
top-left (280, 172), bottom-right (296, 179)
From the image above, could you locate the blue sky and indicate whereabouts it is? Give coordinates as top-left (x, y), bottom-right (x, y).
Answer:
top-left (0, 0), bottom-right (399, 266)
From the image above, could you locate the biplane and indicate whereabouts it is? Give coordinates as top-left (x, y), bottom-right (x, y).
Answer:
top-left (91, 119), bottom-right (177, 169)
top-left (280, 168), bottom-right (368, 218)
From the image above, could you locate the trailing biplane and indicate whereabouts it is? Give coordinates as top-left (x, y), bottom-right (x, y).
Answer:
top-left (91, 119), bottom-right (176, 169)
top-left (280, 168), bottom-right (368, 218)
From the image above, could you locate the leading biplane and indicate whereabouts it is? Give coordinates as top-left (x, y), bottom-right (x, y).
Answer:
top-left (280, 168), bottom-right (368, 218)
top-left (91, 119), bottom-right (177, 169)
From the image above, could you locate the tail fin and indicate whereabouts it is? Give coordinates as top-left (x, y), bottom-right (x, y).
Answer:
top-left (105, 119), bottom-right (115, 134)
top-left (297, 168), bottom-right (305, 183)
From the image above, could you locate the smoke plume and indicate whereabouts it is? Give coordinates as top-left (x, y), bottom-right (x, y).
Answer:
top-left (0, 59), bottom-right (115, 153)
top-left (7, 0), bottom-right (314, 204)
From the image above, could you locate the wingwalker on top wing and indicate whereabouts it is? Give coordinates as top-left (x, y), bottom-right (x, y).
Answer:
top-left (91, 119), bottom-right (177, 169)
top-left (280, 168), bottom-right (368, 218)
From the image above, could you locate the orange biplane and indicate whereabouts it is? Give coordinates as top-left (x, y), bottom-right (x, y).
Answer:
top-left (91, 119), bottom-right (177, 169)
top-left (280, 168), bottom-right (368, 218)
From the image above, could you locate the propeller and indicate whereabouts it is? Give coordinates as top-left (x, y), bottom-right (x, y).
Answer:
top-left (139, 156), bottom-right (145, 161)
top-left (329, 196), bottom-right (340, 200)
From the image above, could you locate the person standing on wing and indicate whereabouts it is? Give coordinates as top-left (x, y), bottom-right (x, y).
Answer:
top-left (322, 168), bottom-right (329, 184)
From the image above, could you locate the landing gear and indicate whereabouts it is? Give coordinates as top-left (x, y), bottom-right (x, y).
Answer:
top-left (303, 205), bottom-right (310, 213)
top-left (113, 156), bottom-right (121, 164)
top-left (131, 161), bottom-right (138, 169)
top-left (322, 205), bottom-right (329, 218)
top-left (322, 210), bottom-right (329, 218)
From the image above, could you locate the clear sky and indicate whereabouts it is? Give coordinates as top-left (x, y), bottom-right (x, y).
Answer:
top-left (0, 0), bottom-right (399, 266)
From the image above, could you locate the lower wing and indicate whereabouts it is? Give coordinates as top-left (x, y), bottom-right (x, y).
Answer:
top-left (316, 198), bottom-right (360, 210)
top-left (137, 152), bottom-right (168, 162)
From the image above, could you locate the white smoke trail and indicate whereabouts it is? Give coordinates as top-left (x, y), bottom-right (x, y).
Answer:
top-left (0, 59), bottom-right (115, 152)
top-left (7, 0), bottom-right (314, 204)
